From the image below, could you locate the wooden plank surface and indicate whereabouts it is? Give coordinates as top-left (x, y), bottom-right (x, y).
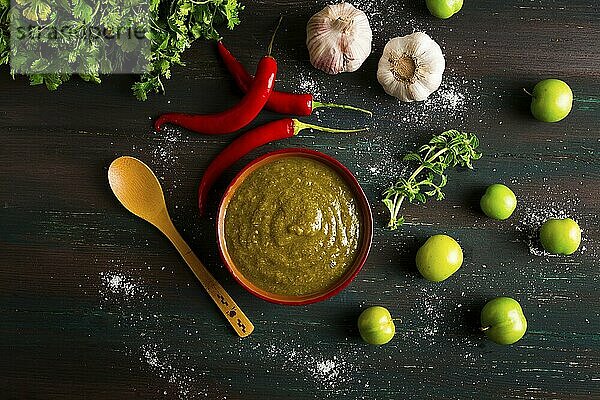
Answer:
top-left (1, 0), bottom-right (599, 398)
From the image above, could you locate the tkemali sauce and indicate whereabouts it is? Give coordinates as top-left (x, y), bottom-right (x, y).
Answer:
top-left (224, 156), bottom-right (361, 296)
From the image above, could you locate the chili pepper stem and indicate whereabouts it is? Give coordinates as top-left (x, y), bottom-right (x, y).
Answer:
top-left (267, 16), bottom-right (283, 56)
top-left (312, 101), bottom-right (373, 116)
top-left (292, 119), bottom-right (369, 136)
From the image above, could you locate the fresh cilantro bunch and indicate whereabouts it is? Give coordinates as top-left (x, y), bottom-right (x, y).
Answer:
top-left (133, 0), bottom-right (242, 100)
top-left (2, 0), bottom-right (151, 89)
top-left (0, 0), bottom-right (242, 99)
top-left (383, 130), bottom-right (482, 230)
top-left (0, 0), bottom-right (10, 66)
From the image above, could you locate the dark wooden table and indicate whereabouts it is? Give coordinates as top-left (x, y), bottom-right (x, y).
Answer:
top-left (2, 1), bottom-right (599, 398)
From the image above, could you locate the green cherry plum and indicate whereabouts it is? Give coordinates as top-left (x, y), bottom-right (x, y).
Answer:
top-left (480, 184), bottom-right (517, 220)
top-left (529, 79), bottom-right (573, 122)
top-left (481, 297), bottom-right (527, 345)
top-left (539, 218), bottom-right (581, 255)
top-left (426, 0), bottom-right (463, 19)
top-left (358, 306), bottom-right (396, 345)
top-left (415, 234), bottom-right (463, 282)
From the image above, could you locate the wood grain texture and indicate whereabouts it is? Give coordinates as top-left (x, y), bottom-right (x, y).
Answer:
top-left (1, 0), bottom-right (599, 399)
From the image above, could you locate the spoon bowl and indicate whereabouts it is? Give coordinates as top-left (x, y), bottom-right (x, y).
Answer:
top-left (108, 156), bottom-right (253, 337)
top-left (108, 156), bottom-right (167, 226)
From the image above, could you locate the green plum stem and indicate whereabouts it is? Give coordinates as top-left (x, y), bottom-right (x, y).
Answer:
top-left (522, 88), bottom-right (533, 97)
top-left (480, 326), bottom-right (491, 332)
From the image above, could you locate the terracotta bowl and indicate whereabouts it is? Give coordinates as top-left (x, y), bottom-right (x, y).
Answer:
top-left (217, 148), bottom-right (373, 305)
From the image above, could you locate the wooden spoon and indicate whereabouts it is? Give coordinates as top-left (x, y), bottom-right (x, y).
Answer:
top-left (108, 156), bottom-right (253, 337)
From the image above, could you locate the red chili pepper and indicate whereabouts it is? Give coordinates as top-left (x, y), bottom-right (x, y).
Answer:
top-left (197, 118), bottom-right (367, 215)
top-left (154, 55), bottom-right (277, 134)
top-left (217, 41), bottom-right (372, 116)
top-left (155, 18), bottom-right (284, 134)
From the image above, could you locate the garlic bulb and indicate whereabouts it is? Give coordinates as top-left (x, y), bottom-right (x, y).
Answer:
top-left (377, 32), bottom-right (445, 102)
top-left (306, 3), bottom-right (372, 75)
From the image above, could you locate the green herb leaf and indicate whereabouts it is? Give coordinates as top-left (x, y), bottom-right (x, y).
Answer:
top-left (73, 0), bottom-right (92, 23)
top-left (382, 130), bottom-right (482, 230)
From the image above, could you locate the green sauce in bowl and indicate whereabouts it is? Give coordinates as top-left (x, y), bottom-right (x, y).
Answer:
top-left (224, 156), bottom-right (361, 296)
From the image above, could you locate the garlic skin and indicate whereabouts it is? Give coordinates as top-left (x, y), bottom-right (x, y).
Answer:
top-left (306, 3), bottom-right (372, 75)
top-left (377, 32), bottom-right (445, 102)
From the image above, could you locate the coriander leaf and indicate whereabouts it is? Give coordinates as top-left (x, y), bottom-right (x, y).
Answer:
top-left (73, 0), bottom-right (92, 23)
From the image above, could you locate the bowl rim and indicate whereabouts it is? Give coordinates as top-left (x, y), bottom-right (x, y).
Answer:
top-left (217, 148), bottom-right (373, 306)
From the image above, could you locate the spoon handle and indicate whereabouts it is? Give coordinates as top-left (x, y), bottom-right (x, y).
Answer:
top-left (161, 219), bottom-right (254, 337)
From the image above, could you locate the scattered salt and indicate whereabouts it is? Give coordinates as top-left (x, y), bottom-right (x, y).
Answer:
top-left (142, 344), bottom-right (197, 399)
top-left (296, 69), bottom-right (322, 101)
top-left (309, 358), bottom-right (342, 388)
top-left (99, 271), bottom-right (146, 302)
top-left (411, 287), bottom-right (443, 338)
top-left (516, 196), bottom-right (582, 257)
top-left (350, 0), bottom-right (423, 35)
top-left (150, 126), bottom-right (180, 167)
top-left (348, 75), bottom-right (482, 188)
top-left (99, 268), bottom-right (196, 399)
